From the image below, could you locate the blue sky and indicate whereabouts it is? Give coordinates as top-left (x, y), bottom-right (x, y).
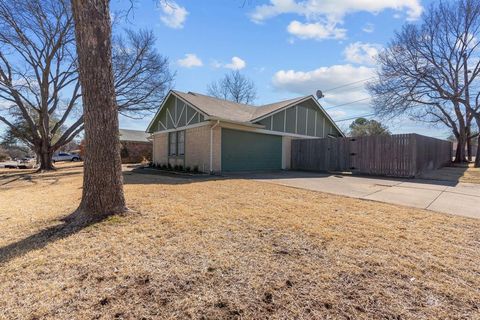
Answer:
top-left (114, 0), bottom-right (448, 137)
top-left (0, 0), bottom-right (447, 139)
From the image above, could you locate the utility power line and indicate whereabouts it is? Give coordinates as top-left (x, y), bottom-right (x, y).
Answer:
top-left (324, 97), bottom-right (371, 110)
top-left (335, 113), bottom-right (376, 122)
top-left (323, 77), bottom-right (376, 93)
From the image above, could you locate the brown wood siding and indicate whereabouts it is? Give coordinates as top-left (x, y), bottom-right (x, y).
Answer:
top-left (291, 134), bottom-right (452, 178)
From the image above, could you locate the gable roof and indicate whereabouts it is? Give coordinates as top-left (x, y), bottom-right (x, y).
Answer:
top-left (119, 129), bottom-right (150, 143)
top-left (173, 90), bottom-right (255, 122)
top-left (173, 90), bottom-right (313, 123)
top-left (147, 90), bottom-right (344, 136)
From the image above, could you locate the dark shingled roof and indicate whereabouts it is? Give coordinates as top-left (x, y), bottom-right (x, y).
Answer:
top-left (146, 90), bottom-right (344, 136)
top-left (173, 90), bottom-right (308, 123)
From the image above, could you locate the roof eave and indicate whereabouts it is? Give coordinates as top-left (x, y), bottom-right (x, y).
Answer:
top-left (205, 116), bottom-right (266, 129)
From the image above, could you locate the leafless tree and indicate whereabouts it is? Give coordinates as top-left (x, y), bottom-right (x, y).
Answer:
top-left (0, 0), bottom-right (173, 170)
top-left (368, 0), bottom-right (480, 166)
top-left (113, 29), bottom-right (173, 117)
top-left (207, 71), bottom-right (257, 104)
top-left (71, 0), bottom-right (127, 218)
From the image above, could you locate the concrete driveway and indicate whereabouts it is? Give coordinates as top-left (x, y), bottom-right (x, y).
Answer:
top-left (235, 171), bottom-right (480, 219)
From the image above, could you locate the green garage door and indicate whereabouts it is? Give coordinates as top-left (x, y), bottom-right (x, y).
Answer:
top-left (222, 128), bottom-right (282, 171)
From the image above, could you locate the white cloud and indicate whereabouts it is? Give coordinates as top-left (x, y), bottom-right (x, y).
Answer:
top-left (250, 0), bottom-right (422, 40)
top-left (343, 42), bottom-right (382, 65)
top-left (250, 0), bottom-right (423, 23)
top-left (287, 20), bottom-right (346, 40)
top-left (362, 23), bottom-right (375, 33)
top-left (159, 1), bottom-right (188, 29)
top-left (272, 64), bottom-right (375, 107)
top-left (177, 53), bottom-right (203, 68)
top-left (213, 56), bottom-right (247, 70)
top-left (225, 56), bottom-right (246, 70)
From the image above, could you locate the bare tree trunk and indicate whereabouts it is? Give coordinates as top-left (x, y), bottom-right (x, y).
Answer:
top-left (475, 136), bottom-right (480, 168)
top-left (466, 127), bottom-right (472, 162)
top-left (71, 0), bottom-right (127, 218)
top-left (475, 117), bottom-right (480, 168)
top-left (454, 133), bottom-right (467, 163)
top-left (37, 138), bottom-right (55, 171)
top-left (39, 151), bottom-right (55, 171)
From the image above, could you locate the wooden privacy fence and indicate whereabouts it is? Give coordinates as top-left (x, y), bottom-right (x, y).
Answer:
top-left (291, 134), bottom-right (452, 178)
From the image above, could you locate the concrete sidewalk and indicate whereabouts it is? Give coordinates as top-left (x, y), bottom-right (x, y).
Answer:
top-left (238, 171), bottom-right (480, 219)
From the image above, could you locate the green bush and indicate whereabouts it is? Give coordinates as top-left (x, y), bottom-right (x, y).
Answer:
top-left (185, 166), bottom-right (191, 172)
top-left (193, 165), bottom-right (199, 173)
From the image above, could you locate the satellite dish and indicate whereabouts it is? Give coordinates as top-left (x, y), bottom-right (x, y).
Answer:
top-left (315, 90), bottom-right (324, 99)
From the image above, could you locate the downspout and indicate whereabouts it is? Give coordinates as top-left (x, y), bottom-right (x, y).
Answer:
top-left (210, 120), bottom-right (220, 174)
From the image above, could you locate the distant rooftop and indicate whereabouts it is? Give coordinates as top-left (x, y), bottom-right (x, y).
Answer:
top-left (119, 129), bottom-right (150, 143)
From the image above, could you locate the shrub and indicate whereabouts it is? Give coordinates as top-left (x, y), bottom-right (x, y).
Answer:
top-left (178, 165), bottom-right (184, 171)
top-left (161, 164), bottom-right (167, 170)
top-left (167, 163), bottom-right (172, 170)
top-left (193, 165), bottom-right (199, 173)
top-left (185, 166), bottom-right (191, 172)
top-left (174, 164), bottom-right (179, 171)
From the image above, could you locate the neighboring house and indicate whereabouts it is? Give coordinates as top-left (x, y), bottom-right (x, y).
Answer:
top-left (119, 129), bottom-right (152, 163)
top-left (146, 90), bottom-right (344, 173)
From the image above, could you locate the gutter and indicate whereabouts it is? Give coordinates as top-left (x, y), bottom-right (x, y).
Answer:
top-left (210, 120), bottom-right (220, 174)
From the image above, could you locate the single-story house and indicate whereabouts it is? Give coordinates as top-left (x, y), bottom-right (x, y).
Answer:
top-left (146, 90), bottom-right (344, 173)
top-left (119, 129), bottom-right (152, 163)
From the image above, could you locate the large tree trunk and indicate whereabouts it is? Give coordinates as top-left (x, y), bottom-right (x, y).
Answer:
top-left (454, 134), bottom-right (467, 163)
top-left (71, 0), bottom-right (127, 218)
top-left (39, 151), bottom-right (55, 171)
top-left (37, 139), bottom-right (55, 171)
top-left (475, 135), bottom-right (480, 168)
top-left (467, 127), bottom-right (472, 162)
top-left (475, 117), bottom-right (480, 168)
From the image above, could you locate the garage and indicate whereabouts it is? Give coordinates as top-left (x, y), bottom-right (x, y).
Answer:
top-left (221, 128), bottom-right (282, 172)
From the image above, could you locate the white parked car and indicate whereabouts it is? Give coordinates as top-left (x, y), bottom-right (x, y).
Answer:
top-left (52, 152), bottom-right (81, 163)
top-left (17, 158), bottom-right (36, 169)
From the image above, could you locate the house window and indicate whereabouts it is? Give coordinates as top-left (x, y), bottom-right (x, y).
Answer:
top-left (169, 131), bottom-right (177, 156)
top-left (178, 130), bottom-right (185, 155)
top-left (168, 130), bottom-right (185, 156)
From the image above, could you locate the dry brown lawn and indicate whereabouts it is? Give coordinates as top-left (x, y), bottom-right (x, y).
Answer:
top-left (460, 164), bottom-right (480, 184)
top-left (0, 163), bottom-right (479, 320)
top-left (420, 163), bottom-right (480, 184)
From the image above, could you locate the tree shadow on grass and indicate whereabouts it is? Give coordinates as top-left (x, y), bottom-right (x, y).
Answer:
top-left (0, 211), bottom-right (109, 266)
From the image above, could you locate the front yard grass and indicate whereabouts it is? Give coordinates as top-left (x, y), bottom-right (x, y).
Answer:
top-left (0, 163), bottom-right (479, 319)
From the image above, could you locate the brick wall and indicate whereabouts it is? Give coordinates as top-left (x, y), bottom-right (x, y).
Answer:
top-left (152, 132), bottom-right (168, 164)
top-left (184, 124), bottom-right (221, 173)
top-left (151, 123), bottom-right (222, 173)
